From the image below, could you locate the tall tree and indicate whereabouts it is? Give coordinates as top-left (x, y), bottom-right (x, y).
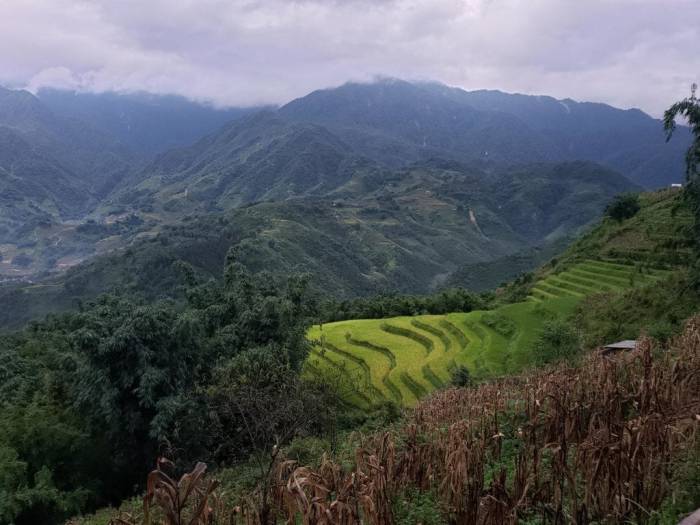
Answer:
top-left (665, 83), bottom-right (700, 287)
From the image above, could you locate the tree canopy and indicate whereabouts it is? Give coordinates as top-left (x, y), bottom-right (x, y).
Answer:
top-left (0, 250), bottom-right (318, 524)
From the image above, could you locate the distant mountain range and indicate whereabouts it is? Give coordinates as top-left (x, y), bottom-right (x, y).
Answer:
top-left (280, 80), bottom-right (690, 187)
top-left (0, 78), bottom-right (690, 327)
top-left (37, 88), bottom-right (260, 155)
top-left (103, 80), bottom-right (688, 219)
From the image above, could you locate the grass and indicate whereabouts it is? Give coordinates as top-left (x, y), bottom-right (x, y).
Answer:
top-left (304, 258), bottom-right (673, 407)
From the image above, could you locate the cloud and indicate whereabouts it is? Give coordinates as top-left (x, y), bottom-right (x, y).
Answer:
top-left (1, 0), bottom-right (697, 115)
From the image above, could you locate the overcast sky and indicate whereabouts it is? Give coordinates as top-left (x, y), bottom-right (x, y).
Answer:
top-left (1, 0), bottom-right (698, 116)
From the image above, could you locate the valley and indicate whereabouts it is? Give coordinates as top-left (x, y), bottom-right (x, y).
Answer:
top-left (0, 80), bottom-right (689, 291)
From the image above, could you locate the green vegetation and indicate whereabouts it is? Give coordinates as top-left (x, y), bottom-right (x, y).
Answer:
top-left (2, 84), bottom-right (700, 525)
top-left (3, 181), bottom-right (695, 524)
top-left (306, 254), bottom-right (674, 407)
top-left (605, 192), bottom-right (641, 221)
top-left (0, 160), bottom-right (635, 330)
top-left (0, 253), bottom-right (335, 524)
top-left (665, 83), bottom-right (700, 290)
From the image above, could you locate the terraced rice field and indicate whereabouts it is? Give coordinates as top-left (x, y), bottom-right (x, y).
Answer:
top-left (527, 259), bottom-right (671, 302)
top-left (305, 259), bottom-right (671, 407)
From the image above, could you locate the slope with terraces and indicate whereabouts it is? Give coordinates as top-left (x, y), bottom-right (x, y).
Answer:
top-left (306, 260), bottom-right (669, 407)
top-left (304, 189), bottom-right (691, 407)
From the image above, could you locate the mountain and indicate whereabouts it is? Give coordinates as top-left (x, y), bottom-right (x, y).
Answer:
top-left (0, 127), bottom-right (88, 238)
top-left (279, 79), bottom-right (557, 166)
top-left (0, 160), bottom-right (637, 328)
top-left (0, 86), bottom-right (255, 276)
top-left (37, 88), bottom-right (258, 155)
top-left (0, 86), bottom-right (136, 248)
top-left (0, 78), bottom-right (684, 290)
top-left (0, 86), bottom-right (134, 195)
top-left (280, 79), bottom-right (692, 188)
top-left (108, 111), bottom-right (373, 215)
top-left (107, 79), bottom-right (678, 219)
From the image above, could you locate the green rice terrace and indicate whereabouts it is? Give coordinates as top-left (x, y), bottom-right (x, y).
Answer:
top-left (306, 259), bottom-right (673, 407)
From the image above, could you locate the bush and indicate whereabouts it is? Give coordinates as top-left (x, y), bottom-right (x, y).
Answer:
top-left (480, 312), bottom-right (516, 338)
top-left (450, 365), bottom-right (472, 387)
top-left (606, 193), bottom-right (641, 222)
top-left (531, 319), bottom-right (580, 365)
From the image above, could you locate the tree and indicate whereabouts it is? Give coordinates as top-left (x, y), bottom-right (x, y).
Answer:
top-left (665, 83), bottom-right (700, 288)
top-left (205, 349), bottom-right (336, 522)
top-left (664, 83), bottom-right (700, 183)
top-left (69, 297), bottom-right (203, 498)
top-left (0, 246), bottom-right (321, 523)
top-left (605, 193), bottom-right (640, 222)
top-left (531, 319), bottom-right (580, 365)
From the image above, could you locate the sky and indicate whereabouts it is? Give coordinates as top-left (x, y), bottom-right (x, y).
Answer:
top-left (1, 0), bottom-right (698, 116)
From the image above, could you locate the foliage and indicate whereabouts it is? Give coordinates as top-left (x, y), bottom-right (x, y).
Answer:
top-left (0, 251), bottom-right (320, 524)
top-left (392, 488), bottom-right (446, 525)
top-left (321, 288), bottom-right (489, 323)
top-left (605, 192), bottom-right (641, 222)
top-left (650, 440), bottom-right (700, 524)
top-left (141, 459), bottom-right (219, 525)
top-left (543, 188), bottom-right (694, 271)
top-left (664, 83), bottom-right (700, 183)
top-left (308, 257), bottom-right (662, 408)
top-left (106, 318), bottom-right (699, 525)
top-left (575, 271), bottom-right (700, 348)
top-left (1, 160), bottom-right (637, 330)
top-left (480, 312), bottom-right (516, 338)
top-left (450, 365), bottom-right (472, 387)
top-left (665, 83), bottom-right (700, 290)
top-left (530, 318), bottom-right (580, 365)
top-left (261, 319), bottom-right (700, 524)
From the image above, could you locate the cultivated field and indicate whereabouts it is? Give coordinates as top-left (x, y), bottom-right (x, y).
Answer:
top-left (306, 259), bottom-right (672, 406)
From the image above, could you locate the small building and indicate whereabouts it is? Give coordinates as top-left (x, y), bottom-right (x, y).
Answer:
top-left (601, 339), bottom-right (638, 356)
top-left (671, 183), bottom-right (683, 188)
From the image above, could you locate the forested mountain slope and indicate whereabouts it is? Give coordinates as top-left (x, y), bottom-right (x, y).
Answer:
top-left (0, 160), bottom-right (636, 329)
top-left (0, 86), bottom-right (133, 196)
top-left (0, 79), bottom-right (682, 307)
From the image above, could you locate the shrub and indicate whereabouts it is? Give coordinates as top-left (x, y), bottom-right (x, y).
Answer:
top-left (480, 312), bottom-right (516, 338)
top-left (531, 319), bottom-right (580, 365)
top-left (393, 488), bottom-right (446, 525)
top-left (606, 193), bottom-right (641, 222)
top-left (450, 365), bottom-right (472, 387)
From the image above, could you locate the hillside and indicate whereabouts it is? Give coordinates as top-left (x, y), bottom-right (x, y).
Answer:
top-left (0, 79), bottom-right (689, 284)
top-left (0, 87), bottom-right (255, 278)
top-left (0, 87), bottom-right (135, 246)
top-left (0, 161), bottom-right (636, 329)
top-left (304, 188), bottom-right (694, 407)
top-left (99, 79), bottom-right (691, 220)
top-left (546, 188), bottom-right (695, 266)
top-left (279, 326), bottom-right (700, 524)
top-left (6, 186), bottom-right (698, 525)
top-left (0, 86), bottom-right (133, 196)
top-left (307, 259), bottom-right (672, 407)
top-left (107, 111), bottom-right (372, 214)
top-left (279, 79), bottom-right (558, 166)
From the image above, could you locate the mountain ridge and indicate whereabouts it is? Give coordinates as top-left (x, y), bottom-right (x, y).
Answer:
top-left (0, 159), bottom-right (637, 329)
top-left (0, 79), bottom-right (679, 292)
